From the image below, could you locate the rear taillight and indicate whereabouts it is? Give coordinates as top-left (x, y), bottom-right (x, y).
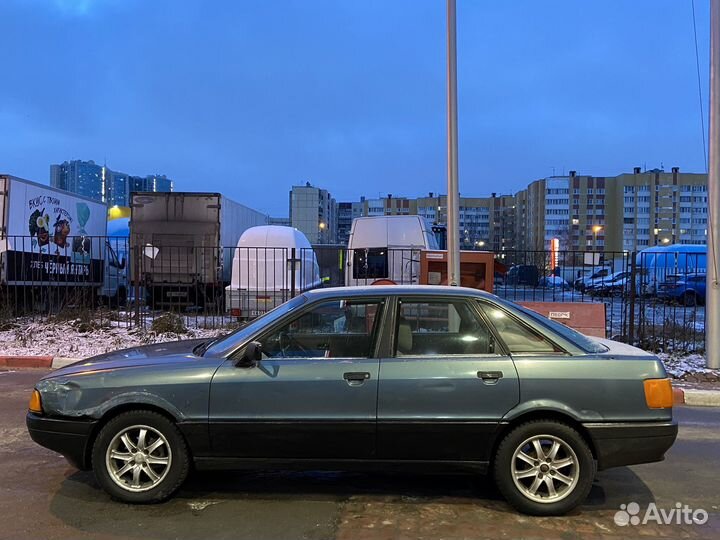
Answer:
top-left (231, 308), bottom-right (241, 317)
top-left (644, 378), bottom-right (673, 409)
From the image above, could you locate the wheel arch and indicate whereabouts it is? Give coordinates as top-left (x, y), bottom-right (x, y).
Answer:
top-left (491, 409), bottom-right (598, 467)
top-left (82, 403), bottom-right (184, 470)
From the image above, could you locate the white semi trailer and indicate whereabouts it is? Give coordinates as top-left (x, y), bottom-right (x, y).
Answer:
top-left (0, 174), bottom-right (107, 309)
top-left (129, 192), bottom-right (267, 307)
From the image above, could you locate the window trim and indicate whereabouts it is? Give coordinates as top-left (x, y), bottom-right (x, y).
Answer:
top-left (390, 296), bottom-right (509, 359)
top-left (233, 296), bottom-right (389, 361)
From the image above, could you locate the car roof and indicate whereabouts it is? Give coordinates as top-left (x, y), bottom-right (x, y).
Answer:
top-left (303, 285), bottom-right (495, 300)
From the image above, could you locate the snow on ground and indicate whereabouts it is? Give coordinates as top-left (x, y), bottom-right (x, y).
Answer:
top-left (0, 316), bottom-right (228, 358)
top-left (657, 353), bottom-right (720, 381)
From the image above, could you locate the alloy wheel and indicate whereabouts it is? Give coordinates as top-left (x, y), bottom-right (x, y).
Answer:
top-left (105, 424), bottom-right (172, 492)
top-left (510, 434), bottom-right (579, 504)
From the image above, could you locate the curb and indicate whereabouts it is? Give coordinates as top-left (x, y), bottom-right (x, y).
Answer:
top-left (0, 356), bottom-right (53, 368)
top-left (52, 357), bottom-right (82, 369)
top-left (673, 386), bottom-right (720, 407)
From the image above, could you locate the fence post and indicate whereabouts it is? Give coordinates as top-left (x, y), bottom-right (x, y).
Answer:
top-left (290, 248), bottom-right (297, 298)
top-left (133, 243), bottom-right (140, 327)
top-left (628, 251), bottom-right (637, 345)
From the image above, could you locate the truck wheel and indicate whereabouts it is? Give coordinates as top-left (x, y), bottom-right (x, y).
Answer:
top-left (92, 410), bottom-right (189, 503)
top-left (493, 420), bottom-right (594, 516)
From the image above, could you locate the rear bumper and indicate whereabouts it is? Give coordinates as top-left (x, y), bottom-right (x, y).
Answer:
top-left (584, 420), bottom-right (678, 470)
top-left (26, 413), bottom-right (96, 470)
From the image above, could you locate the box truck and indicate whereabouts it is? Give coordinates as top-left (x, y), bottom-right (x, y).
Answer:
top-left (225, 225), bottom-right (321, 318)
top-left (129, 192), bottom-right (267, 307)
top-left (0, 175), bottom-right (107, 309)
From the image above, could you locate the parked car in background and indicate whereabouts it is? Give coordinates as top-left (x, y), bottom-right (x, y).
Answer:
top-left (27, 285), bottom-right (677, 516)
top-left (636, 244), bottom-right (706, 296)
top-left (573, 267), bottom-right (611, 292)
top-left (505, 264), bottom-right (539, 287)
top-left (586, 271), bottom-right (630, 296)
top-left (538, 275), bottom-right (570, 289)
top-left (657, 273), bottom-right (706, 306)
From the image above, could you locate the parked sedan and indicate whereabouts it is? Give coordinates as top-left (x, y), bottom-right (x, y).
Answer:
top-left (586, 271), bottom-right (630, 296)
top-left (657, 273), bottom-right (706, 306)
top-left (27, 285), bottom-right (677, 516)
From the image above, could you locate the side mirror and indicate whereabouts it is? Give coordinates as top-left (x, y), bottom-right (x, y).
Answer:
top-left (236, 341), bottom-right (262, 368)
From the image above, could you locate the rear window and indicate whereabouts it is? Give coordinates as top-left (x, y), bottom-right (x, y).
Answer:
top-left (353, 248), bottom-right (388, 279)
top-left (488, 301), bottom-right (609, 354)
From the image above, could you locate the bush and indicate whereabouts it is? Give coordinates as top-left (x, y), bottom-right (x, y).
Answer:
top-left (151, 313), bottom-right (187, 335)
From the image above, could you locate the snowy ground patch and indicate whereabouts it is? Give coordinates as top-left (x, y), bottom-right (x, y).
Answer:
top-left (0, 315), bottom-right (230, 358)
top-left (656, 353), bottom-right (720, 382)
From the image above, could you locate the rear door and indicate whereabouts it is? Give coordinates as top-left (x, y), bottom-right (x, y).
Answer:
top-left (376, 296), bottom-right (520, 462)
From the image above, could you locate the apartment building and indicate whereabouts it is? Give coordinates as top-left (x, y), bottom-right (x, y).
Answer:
top-left (516, 167), bottom-right (708, 253)
top-left (289, 182), bottom-right (338, 244)
top-left (607, 167), bottom-right (708, 251)
top-left (50, 159), bottom-right (173, 206)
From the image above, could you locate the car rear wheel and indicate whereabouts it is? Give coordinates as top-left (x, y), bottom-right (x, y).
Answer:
top-left (493, 420), bottom-right (594, 515)
top-left (683, 291), bottom-right (697, 307)
top-left (92, 410), bottom-right (189, 503)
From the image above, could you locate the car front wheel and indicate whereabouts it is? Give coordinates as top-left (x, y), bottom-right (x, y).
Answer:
top-left (91, 410), bottom-right (190, 503)
top-left (493, 420), bottom-right (594, 515)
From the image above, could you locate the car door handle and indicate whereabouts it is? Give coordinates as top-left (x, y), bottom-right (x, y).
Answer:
top-left (343, 372), bottom-right (371, 386)
top-left (477, 371), bottom-right (503, 384)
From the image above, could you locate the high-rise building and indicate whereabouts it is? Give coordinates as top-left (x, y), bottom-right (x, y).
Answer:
top-left (50, 160), bottom-right (173, 206)
top-left (514, 167), bottom-right (708, 253)
top-left (129, 174), bottom-right (173, 194)
top-left (289, 182), bottom-right (338, 244)
top-left (336, 202), bottom-right (354, 245)
top-left (50, 160), bottom-right (105, 202)
top-left (106, 170), bottom-right (130, 206)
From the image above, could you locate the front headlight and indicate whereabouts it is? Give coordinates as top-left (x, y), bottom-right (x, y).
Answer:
top-left (28, 389), bottom-right (43, 414)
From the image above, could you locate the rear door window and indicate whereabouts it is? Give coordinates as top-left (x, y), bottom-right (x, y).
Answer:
top-left (478, 303), bottom-right (563, 354)
top-left (395, 299), bottom-right (497, 356)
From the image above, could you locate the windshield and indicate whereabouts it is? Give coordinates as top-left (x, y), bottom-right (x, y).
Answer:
top-left (500, 301), bottom-right (609, 354)
top-left (203, 295), bottom-right (308, 357)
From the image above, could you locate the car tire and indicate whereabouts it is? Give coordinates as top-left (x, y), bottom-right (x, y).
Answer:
top-left (493, 420), bottom-right (594, 516)
top-left (91, 410), bottom-right (190, 503)
top-left (683, 291), bottom-right (697, 307)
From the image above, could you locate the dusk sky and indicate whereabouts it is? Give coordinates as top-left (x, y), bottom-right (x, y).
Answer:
top-left (0, 0), bottom-right (711, 216)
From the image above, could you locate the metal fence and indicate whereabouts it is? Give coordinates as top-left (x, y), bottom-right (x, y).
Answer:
top-left (0, 236), bottom-right (707, 353)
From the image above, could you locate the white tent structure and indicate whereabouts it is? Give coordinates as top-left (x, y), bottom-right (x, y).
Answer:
top-left (225, 225), bottom-right (321, 318)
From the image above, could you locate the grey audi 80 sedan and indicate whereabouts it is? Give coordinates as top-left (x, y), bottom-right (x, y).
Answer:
top-left (27, 285), bottom-right (677, 515)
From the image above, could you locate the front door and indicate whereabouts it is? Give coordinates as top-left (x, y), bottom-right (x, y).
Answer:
top-left (377, 297), bottom-right (520, 461)
top-left (209, 297), bottom-right (386, 459)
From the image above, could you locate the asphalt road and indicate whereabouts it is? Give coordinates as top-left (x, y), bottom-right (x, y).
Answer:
top-left (1, 368), bottom-right (718, 540)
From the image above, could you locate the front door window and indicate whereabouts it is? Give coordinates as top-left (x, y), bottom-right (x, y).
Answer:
top-left (259, 299), bottom-right (384, 359)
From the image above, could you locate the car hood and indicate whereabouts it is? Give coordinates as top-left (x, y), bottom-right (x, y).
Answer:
top-left (591, 337), bottom-right (657, 359)
top-left (42, 338), bottom-right (211, 379)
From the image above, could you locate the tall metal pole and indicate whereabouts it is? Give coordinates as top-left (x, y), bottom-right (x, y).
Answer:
top-left (707, 0), bottom-right (720, 368)
top-left (446, 0), bottom-right (461, 286)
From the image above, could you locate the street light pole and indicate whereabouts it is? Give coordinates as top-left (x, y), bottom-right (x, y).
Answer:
top-left (707, 0), bottom-right (720, 368)
top-left (446, 0), bottom-right (461, 286)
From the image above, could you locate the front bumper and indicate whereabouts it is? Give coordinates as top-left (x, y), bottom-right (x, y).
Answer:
top-left (26, 413), bottom-right (97, 470)
top-left (584, 421), bottom-right (678, 470)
